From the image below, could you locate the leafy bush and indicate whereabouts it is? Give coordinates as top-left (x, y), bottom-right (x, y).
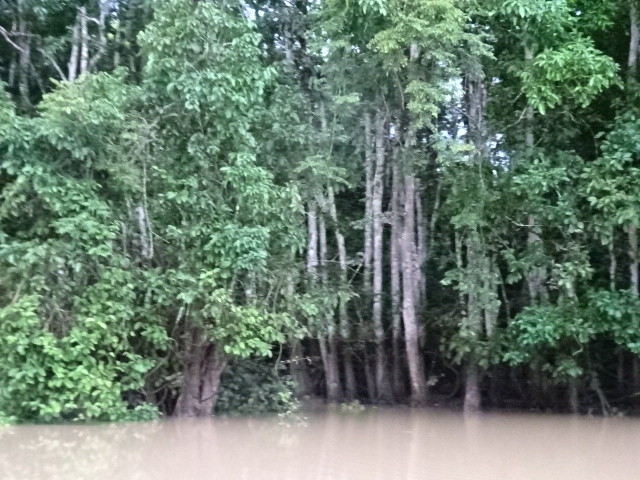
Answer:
top-left (215, 359), bottom-right (298, 416)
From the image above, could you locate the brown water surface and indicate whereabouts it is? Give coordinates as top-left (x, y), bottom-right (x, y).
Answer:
top-left (1, 408), bottom-right (638, 480)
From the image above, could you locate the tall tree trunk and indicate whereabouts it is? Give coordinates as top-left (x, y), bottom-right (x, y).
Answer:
top-left (391, 159), bottom-right (405, 398)
top-left (174, 330), bottom-right (228, 417)
top-left (7, 21), bottom-right (17, 87)
top-left (318, 208), bottom-right (342, 403)
top-left (307, 200), bottom-right (319, 277)
top-left (68, 14), bottom-right (80, 82)
top-left (463, 230), bottom-right (483, 413)
top-left (363, 112), bottom-right (374, 288)
top-left (568, 377), bottom-right (579, 414)
top-left (629, 0), bottom-right (639, 80)
top-left (464, 362), bottom-right (480, 414)
top-left (79, 6), bottom-right (89, 76)
top-left (88, 0), bottom-right (109, 71)
top-left (17, 0), bottom-right (31, 108)
top-left (609, 232), bottom-right (617, 292)
top-left (372, 111), bottom-right (394, 403)
top-left (415, 179), bottom-right (427, 337)
top-left (290, 338), bottom-right (312, 397)
top-left (402, 172), bottom-right (428, 406)
top-left (327, 187), bottom-right (357, 400)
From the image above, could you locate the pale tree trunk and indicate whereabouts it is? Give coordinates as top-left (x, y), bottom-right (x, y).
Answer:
top-left (463, 231), bottom-right (482, 413)
top-left (7, 21), bottom-right (17, 87)
top-left (327, 187), bottom-right (357, 400)
top-left (363, 113), bottom-right (374, 286)
top-left (372, 111), bottom-right (394, 403)
top-left (402, 172), bottom-right (428, 406)
top-left (79, 6), bottom-right (89, 76)
top-left (628, 3), bottom-right (640, 392)
top-left (307, 200), bottom-right (319, 276)
top-left (362, 112), bottom-right (377, 402)
top-left (68, 14), bottom-right (80, 82)
top-left (391, 159), bottom-right (405, 398)
top-left (318, 208), bottom-right (342, 403)
top-left (609, 234), bottom-right (617, 292)
top-left (629, 0), bottom-right (639, 80)
top-left (174, 329), bottom-right (228, 417)
top-left (17, 0), bottom-right (31, 108)
top-left (415, 179), bottom-right (427, 343)
top-left (89, 0), bottom-right (109, 71)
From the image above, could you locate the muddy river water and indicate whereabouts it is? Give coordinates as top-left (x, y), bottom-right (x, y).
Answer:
top-left (1, 408), bottom-right (639, 480)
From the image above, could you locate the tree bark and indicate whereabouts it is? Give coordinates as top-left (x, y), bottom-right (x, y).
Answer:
top-left (415, 179), bottom-right (427, 320)
top-left (464, 362), bottom-right (481, 413)
top-left (391, 159), bottom-right (405, 398)
top-left (318, 209), bottom-right (342, 402)
top-left (568, 377), bottom-right (579, 414)
top-left (402, 172), bottom-right (428, 406)
top-left (364, 112), bottom-right (374, 285)
top-left (79, 6), bottom-right (89, 76)
top-left (372, 111), bottom-right (394, 403)
top-left (17, 0), bottom-right (31, 108)
top-left (174, 331), bottom-right (228, 417)
top-left (68, 14), bottom-right (80, 82)
top-left (327, 187), bottom-right (356, 400)
top-left (629, 0), bottom-right (639, 80)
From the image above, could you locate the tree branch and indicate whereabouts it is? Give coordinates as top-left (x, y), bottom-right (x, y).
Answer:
top-left (0, 25), bottom-right (25, 54)
top-left (38, 48), bottom-right (68, 81)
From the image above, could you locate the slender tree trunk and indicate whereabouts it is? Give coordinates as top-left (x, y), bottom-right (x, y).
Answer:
top-left (372, 111), bottom-right (394, 403)
top-left (391, 159), bottom-right (405, 398)
top-left (415, 179), bottom-right (427, 328)
top-left (327, 187), bottom-right (356, 400)
top-left (79, 6), bottom-right (89, 76)
top-left (7, 21), bottom-right (17, 87)
top-left (609, 234), bottom-right (617, 292)
top-left (402, 172), bottom-right (428, 406)
top-left (174, 330), bottom-right (228, 417)
top-left (86, 0), bottom-right (109, 71)
top-left (17, 0), bottom-right (31, 108)
top-left (307, 200), bottom-right (319, 277)
top-left (568, 377), bottom-right (579, 414)
top-left (630, 228), bottom-right (639, 297)
top-left (68, 14), bottom-right (80, 82)
top-left (364, 112), bottom-right (374, 287)
top-left (629, 0), bottom-right (639, 80)
top-left (364, 348), bottom-right (377, 403)
top-left (467, 232), bottom-right (483, 412)
top-left (464, 362), bottom-right (481, 413)
top-left (290, 338), bottom-right (312, 397)
top-left (318, 207), bottom-right (342, 403)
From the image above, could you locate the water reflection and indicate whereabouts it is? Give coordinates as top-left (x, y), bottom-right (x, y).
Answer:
top-left (1, 409), bottom-right (639, 480)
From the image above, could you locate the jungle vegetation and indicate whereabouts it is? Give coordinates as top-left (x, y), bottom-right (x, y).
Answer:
top-left (1, 0), bottom-right (640, 422)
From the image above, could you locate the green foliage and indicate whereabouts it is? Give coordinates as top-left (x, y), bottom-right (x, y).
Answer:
top-left (0, 296), bottom-right (160, 422)
top-left (521, 37), bottom-right (620, 114)
top-left (215, 359), bottom-right (298, 416)
top-left (503, 302), bottom-right (590, 379)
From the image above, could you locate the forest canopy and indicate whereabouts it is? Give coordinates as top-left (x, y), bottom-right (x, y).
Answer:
top-left (0, 0), bottom-right (639, 422)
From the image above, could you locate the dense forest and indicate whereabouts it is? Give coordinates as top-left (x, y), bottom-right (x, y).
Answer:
top-left (0, 0), bottom-right (639, 423)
